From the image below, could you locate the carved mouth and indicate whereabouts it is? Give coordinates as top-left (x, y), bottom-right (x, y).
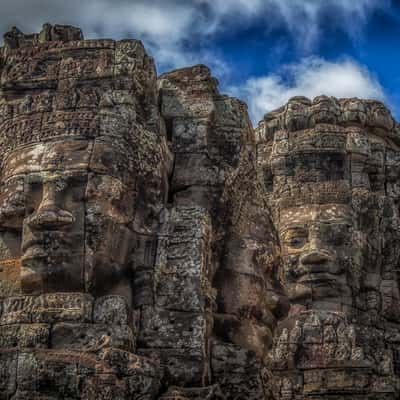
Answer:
top-left (298, 271), bottom-right (339, 284)
top-left (22, 238), bottom-right (45, 253)
top-left (22, 234), bottom-right (72, 261)
top-left (22, 244), bottom-right (48, 260)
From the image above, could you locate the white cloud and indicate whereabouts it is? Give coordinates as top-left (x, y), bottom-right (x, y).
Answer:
top-left (0, 0), bottom-right (390, 71)
top-left (0, 1), bottom-right (390, 120)
top-left (230, 57), bottom-right (385, 124)
top-left (261, 0), bottom-right (389, 51)
top-left (197, 0), bottom-right (389, 51)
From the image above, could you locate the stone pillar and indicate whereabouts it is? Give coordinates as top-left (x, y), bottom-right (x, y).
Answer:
top-left (138, 206), bottom-right (213, 386)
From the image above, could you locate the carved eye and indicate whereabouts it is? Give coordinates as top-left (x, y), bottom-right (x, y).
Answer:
top-left (287, 237), bottom-right (306, 249)
top-left (284, 229), bottom-right (308, 249)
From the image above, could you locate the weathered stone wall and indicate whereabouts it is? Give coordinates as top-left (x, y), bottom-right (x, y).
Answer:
top-left (1, 24), bottom-right (400, 400)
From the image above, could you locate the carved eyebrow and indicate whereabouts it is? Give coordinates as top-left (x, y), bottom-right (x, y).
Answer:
top-left (26, 174), bottom-right (43, 184)
top-left (25, 169), bottom-right (88, 182)
top-left (279, 225), bottom-right (308, 235)
top-left (317, 219), bottom-right (351, 226)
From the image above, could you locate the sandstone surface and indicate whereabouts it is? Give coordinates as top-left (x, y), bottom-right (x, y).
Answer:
top-left (1, 24), bottom-right (400, 400)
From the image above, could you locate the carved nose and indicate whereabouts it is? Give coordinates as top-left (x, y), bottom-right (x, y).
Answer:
top-left (27, 179), bottom-right (74, 229)
top-left (28, 206), bottom-right (74, 229)
top-left (300, 250), bottom-right (331, 265)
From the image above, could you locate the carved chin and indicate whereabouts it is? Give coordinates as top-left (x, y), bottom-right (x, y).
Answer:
top-left (297, 271), bottom-right (343, 284)
top-left (285, 274), bottom-right (348, 303)
top-left (20, 243), bottom-right (83, 293)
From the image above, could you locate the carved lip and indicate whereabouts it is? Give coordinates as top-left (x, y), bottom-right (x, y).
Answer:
top-left (22, 240), bottom-right (70, 262)
top-left (21, 245), bottom-right (48, 260)
top-left (22, 239), bottom-right (45, 253)
top-left (22, 234), bottom-right (72, 254)
top-left (298, 271), bottom-right (340, 284)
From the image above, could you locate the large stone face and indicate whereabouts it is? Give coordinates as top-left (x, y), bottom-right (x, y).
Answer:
top-left (1, 23), bottom-right (400, 400)
top-left (0, 23), bottom-right (168, 299)
top-left (0, 23), bottom-right (167, 399)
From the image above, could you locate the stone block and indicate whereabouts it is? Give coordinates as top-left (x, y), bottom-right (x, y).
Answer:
top-left (171, 118), bottom-right (209, 153)
top-left (211, 342), bottom-right (264, 400)
top-left (0, 293), bottom-right (93, 325)
top-left (156, 273), bottom-right (209, 312)
top-left (138, 306), bottom-right (208, 356)
top-left (58, 49), bottom-right (115, 80)
top-left (160, 89), bottom-right (187, 118)
top-left (139, 348), bottom-right (208, 387)
top-left (93, 295), bottom-right (131, 325)
top-left (155, 206), bottom-right (212, 312)
top-left (16, 351), bottom-right (80, 395)
top-left (0, 258), bottom-right (22, 297)
top-left (0, 350), bottom-right (18, 398)
top-left (51, 323), bottom-right (135, 352)
top-left (0, 324), bottom-right (50, 349)
top-left (172, 153), bottom-right (220, 189)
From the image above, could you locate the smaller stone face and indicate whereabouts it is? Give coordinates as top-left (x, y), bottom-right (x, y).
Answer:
top-left (258, 95), bottom-right (400, 399)
top-left (309, 95), bottom-right (340, 126)
top-left (284, 97), bottom-right (311, 132)
top-left (278, 204), bottom-right (353, 303)
top-left (3, 23), bottom-right (83, 49)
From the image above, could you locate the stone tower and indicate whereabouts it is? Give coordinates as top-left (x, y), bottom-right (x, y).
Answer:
top-left (1, 24), bottom-right (400, 400)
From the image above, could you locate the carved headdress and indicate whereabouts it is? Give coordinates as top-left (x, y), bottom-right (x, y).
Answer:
top-left (256, 96), bottom-right (400, 209)
top-left (0, 24), bottom-right (168, 180)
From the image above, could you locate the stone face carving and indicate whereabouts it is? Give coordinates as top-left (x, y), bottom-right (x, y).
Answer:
top-left (256, 95), bottom-right (400, 398)
top-left (0, 29), bottom-right (167, 299)
top-left (1, 24), bottom-right (400, 400)
top-left (277, 203), bottom-right (353, 305)
top-left (0, 24), bottom-right (167, 399)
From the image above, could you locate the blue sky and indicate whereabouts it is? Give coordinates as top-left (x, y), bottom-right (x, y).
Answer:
top-left (1, 0), bottom-right (399, 124)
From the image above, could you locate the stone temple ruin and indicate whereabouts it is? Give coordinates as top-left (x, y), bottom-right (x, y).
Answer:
top-left (0, 23), bottom-right (400, 400)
